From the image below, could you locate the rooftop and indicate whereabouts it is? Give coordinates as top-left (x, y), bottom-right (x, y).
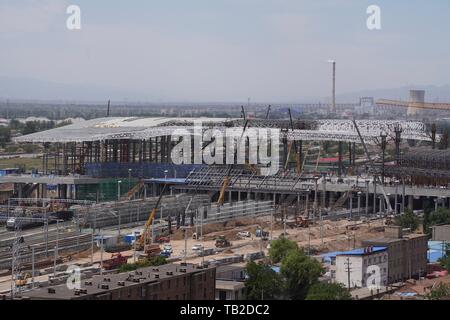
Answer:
top-left (13, 117), bottom-right (431, 145)
top-left (24, 263), bottom-right (215, 300)
top-left (322, 246), bottom-right (387, 260)
top-left (215, 280), bottom-right (245, 291)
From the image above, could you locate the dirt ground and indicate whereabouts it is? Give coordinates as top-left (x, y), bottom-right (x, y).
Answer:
top-left (0, 216), bottom-right (387, 294)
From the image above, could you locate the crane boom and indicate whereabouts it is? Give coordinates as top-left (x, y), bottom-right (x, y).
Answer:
top-left (377, 99), bottom-right (450, 111)
top-left (284, 109), bottom-right (301, 174)
top-left (352, 120), bottom-right (393, 213)
top-left (138, 184), bottom-right (168, 248)
top-left (217, 120), bottom-right (249, 205)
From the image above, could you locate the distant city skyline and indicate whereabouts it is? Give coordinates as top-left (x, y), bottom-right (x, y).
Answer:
top-left (1, 0), bottom-right (450, 102)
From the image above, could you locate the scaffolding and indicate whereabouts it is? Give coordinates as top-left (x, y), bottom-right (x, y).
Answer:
top-left (386, 150), bottom-right (450, 183)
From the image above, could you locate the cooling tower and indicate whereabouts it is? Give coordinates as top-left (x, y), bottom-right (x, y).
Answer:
top-left (407, 90), bottom-right (425, 116)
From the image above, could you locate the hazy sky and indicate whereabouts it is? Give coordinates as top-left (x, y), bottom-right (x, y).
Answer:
top-left (1, 0), bottom-right (450, 102)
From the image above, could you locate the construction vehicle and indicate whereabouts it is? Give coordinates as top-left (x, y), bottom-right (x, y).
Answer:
top-left (217, 168), bottom-right (232, 206)
top-left (385, 215), bottom-right (396, 225)
top-left (143, 244), bottom-right (161, 258)
top-left (127, 180), bottom-right (144, 200)
top-left (217, 120), bottom-right (249, 206)
top-left (136, 184), bottom-right (168, 252)
top-left (215, 235), bottom-right (231, 248)
top-left (154, 235), bottom-right (170, 244)
top-left (255, 229), bottom-right (269, 240)
top-left (352, 119), bottom-right (393, 213)
top-left (284, 108), bottom-right (302, 174)
top-left (15, 273), bottom-right (31, 287)
top-left (295, 216), bottom-right (312, 228)
top-left (102, 253), bottom-right (129, 270)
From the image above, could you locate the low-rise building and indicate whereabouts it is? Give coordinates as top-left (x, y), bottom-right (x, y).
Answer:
top-left (432, 225), bottom-right (450, 241)
top-left (23, 263), bottom-right (216, 300)
top-left (216, 263), bottom-right (246, 281)
top-left (335, 246), bottom-right (388, 289)
top-left (215, 280), bottom-right (246, 300)
top-left (362, 226), bottom-right (428, 283)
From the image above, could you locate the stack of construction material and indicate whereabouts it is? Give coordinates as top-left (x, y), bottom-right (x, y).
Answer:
top-left (74, 194), bottom-right (211, 228)
top-left (196, 200), bottom-right (274, 225)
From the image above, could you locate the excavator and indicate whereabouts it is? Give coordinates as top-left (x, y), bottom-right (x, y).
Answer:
top-left (136, 184), bottom-right (168, 254)
top-left (15, 272), bottom-right (31, 287)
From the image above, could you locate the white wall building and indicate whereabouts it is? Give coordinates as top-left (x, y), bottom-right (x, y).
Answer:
top-left (335, 246), bottom-right (388, 289)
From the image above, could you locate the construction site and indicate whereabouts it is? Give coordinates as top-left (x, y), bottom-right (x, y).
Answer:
top-left (0, 88), bottom-right (449, 300)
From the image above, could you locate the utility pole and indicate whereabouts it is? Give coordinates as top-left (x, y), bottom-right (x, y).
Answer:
top-left (11, 222), bottom-right (22, 299)
top-left (31, 246), bottom-right (35, 289)
top-left (345, 257), bottom-right (352, 289)
top-left (100, 232), bottom-right (104, 276)
top-left (313, 177), bottom-right (319, 223)
top-left (53, 220), bottom-right (60, 276)
top-left (380, 133), bottom-right (387, 184)
top-left (365, 180), bottom-right (369, 217)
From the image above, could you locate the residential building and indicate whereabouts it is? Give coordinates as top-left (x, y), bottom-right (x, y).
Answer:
top-left (215, 280), bottom-right (246, 300)
top-left (432, 225), bottom-right (450, 241)
top-left (362, 226), bottom-right (428, 283)
top-left (335, 246), bottom-right (388, 289)
top-left (23, 263), bottom-right (216, 300)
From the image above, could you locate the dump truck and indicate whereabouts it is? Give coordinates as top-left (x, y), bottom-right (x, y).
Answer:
top-left (144, 244), bottom-right (161, 258)
top-left (154, 235), bottom-right (170, 244)
top-left (215, 235), bottom-right (231, 248)
top-left (102, 253), bottom-right (129, 270)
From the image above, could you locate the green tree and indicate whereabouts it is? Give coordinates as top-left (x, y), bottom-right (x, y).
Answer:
top-left (425, 208), bottom-right (450, 234)
top-left (426, 283), bottom-right (450, 300)
top-left (280, 249), bottom-right (323, 300)
top-left (269, 237), bottom-right (299, 264)
top-left (305, 282), bottom-right (352, 300)
top-left (394, 209), bottom-right (420, 232)
top-left (9, 119), bottom-right (22, 131)
top-left (438, 244), bottom-right (450, 272)
top-left (22, 121), bottom-right (38, 135)
top-left (439, 129), bottom-right (449, 150)
top-left (0, 127), bottom-right (11, 147)
top-left (244, 261), bottom-right (282, 300)
top-left (118, 256), bottom-right (167, 273)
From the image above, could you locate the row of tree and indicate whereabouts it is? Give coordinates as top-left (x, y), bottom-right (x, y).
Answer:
top-left (244, 237), bottom-right (351, 300)
top-left (395, 208), bottom-right (450, 235)
top-left (0, 119), bottom-right (72, 148)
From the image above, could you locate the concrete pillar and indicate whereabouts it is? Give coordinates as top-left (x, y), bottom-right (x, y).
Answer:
top-left (305, 192), bottom-right (310, 217)
top-left (373, 180), bottom-right (377, 215)
top-left (408, 195), bottom-right (414, 210)
top-left (42, 184), bottom-right (47, 198)
top-left (349, 192), bottom-right (353, 219)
